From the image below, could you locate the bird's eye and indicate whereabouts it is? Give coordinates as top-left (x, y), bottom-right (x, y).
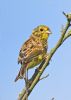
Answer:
top-left (40, 28), bottom-right (44, 31)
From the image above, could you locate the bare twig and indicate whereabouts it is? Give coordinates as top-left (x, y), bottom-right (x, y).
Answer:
top-left (51, 97), bottom-right (55, 100)
top-left (39, 74), bottom-right (49, 81)
top-left (18, 12), bottom-right (71, 100)
top-left (62, 30), bottom-right (71, 43)
top-left (63, 12), bottom-right (71, 22)
top-left (63, 12), bottom-right (68, 17)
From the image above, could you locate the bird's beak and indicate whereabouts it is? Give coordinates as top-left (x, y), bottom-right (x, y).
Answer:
top-left (46, 30), bottom-right (52, 34)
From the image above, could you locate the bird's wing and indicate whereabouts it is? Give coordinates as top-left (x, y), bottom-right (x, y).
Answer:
top-left (18, 37), bottom-right (45, 64)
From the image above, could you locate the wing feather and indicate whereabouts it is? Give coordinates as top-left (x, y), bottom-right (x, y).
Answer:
top-left (18, 37), bottom-right (45, 64)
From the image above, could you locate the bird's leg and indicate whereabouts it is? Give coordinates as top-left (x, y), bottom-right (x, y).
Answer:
top-left (26, 69), bottom-right (31, 93)
top-left (24, 69), bottom-right (28, 100)
top-left (26, 69), bottom-right (29, 90)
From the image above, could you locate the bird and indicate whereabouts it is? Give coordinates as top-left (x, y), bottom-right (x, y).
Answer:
top-left (15, 25), bottom-right (52, 82)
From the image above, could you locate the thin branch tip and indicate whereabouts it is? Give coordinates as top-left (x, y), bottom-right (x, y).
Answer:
top-left (51, 97), bottom-right (55, 100)
top-left (39, 74), bottom-right (49, 81)
top-left (63, 12), bottom-right (71, 22)
top-left (63, 11), bottom-right (67, 17)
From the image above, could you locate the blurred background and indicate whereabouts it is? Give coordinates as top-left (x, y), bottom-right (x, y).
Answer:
top-left (0, 0), bottom-right (71, 100)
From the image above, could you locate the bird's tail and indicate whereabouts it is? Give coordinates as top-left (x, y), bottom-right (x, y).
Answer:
top-left (14, 66), bottom-right (26, 82)
top-left (14, 71), bottom-right (21, 82)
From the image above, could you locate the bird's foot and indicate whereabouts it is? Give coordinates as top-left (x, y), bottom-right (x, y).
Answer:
top-left (45, 53), bottom-right (52, 63)
top-left (36, 67), bottom-right (42, 74)
top-left (45, 53), bottom-right (49, 59)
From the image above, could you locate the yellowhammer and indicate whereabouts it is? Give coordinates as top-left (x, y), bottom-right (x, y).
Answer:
top-left (15, 25), bottom-right (52, 82)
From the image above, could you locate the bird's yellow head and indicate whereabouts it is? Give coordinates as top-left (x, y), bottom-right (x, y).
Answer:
top-left (32, 25), bottom-right (52, 40)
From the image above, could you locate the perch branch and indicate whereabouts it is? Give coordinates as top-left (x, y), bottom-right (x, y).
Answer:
top-left (18, 12), bottom-right (71, 100)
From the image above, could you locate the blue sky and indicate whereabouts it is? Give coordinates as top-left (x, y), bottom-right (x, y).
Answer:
top-left (0, 0), bottom-right (71, 100)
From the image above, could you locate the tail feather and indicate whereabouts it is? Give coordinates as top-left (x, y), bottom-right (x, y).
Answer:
top-left (14, 71), bottom-right (20, 82)
top-left (14, 66), bottom-right (26, 82)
